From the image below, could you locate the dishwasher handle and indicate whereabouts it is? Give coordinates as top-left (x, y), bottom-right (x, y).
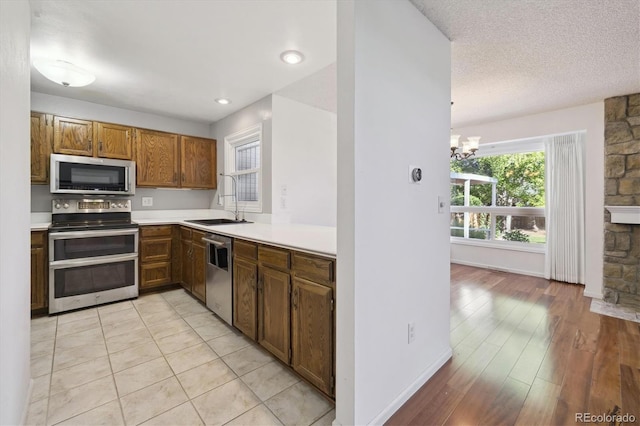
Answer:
top-left (202, 237), bottom-right (226, 248)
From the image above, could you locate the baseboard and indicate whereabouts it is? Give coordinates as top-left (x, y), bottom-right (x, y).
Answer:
top-left (584, 290), bottom-right (603, 299)
top-left (19, 378), bottom-right (34, 425)
top-left (451, 259), bottom-right (545, 278)
top-left (368, 347), bottom-right (453, 425)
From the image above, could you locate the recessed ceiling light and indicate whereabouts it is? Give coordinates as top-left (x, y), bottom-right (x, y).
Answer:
top-left (215, 98), bottom-right (231, 105)
top-left (33, 59), bottom-right (95, 87)
top-left (280, 50), bottom-right (305, 65)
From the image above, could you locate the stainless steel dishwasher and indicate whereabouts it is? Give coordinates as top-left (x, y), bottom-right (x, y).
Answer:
top-left (202, 233), bottom-right (233, 326)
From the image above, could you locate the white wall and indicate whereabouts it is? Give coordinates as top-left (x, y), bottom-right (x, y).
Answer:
top-left (0, 1), bottom-right (32, 424)
top-left (271, 95), bottom-right (337, 226)
top-left (211, 96), bottom-right (273, 214)
top-left (451, 243), bottom-right (545, 277)
top-left (453, 102), bottom-right (605, 298)
top-left (30, 92), bottom-right (215, 212)
top-left (336, 1), bottom-right (451, 424)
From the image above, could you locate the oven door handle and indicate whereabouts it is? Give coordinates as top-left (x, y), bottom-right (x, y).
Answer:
top-left (49, 228), bottom-right (139, 240)
top-left (49, 253), bottom-right (139, 269)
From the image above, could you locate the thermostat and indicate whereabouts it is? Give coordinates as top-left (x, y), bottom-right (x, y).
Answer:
top-left (409, 165), bottom-right (422, 184)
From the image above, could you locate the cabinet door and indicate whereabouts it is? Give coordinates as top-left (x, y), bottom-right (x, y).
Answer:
top-left (234, 257), bottom-right (258, 340)
top-left (192, 241), bottom-right (206, 302)
top-left (180, 136), bottom-right (217, 189)
top-left (181, 239), bottom-right (193, 292)
top-left (292, 277), bottom-right (334, 396)
top-left (95, 122), bottom-right (133, 160)
top-left (53, 116), bottom-right (94, 156)
top-left (140, 238), bottom-right (172, 262)
top-left (31, 112), bottom-right (52, 183)
top-left (140, 262), bottom-right (172, 289)
top-left (258, 267), bottom-right (291, 363)
top-left (31, 246), bottom-right (47, 311)
top-left (135, 129), bottom-right (179, 187)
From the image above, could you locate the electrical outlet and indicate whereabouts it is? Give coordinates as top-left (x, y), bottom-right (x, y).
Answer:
top-left (280, 196), bottom-right (287, 209)
top-left (142, 197), bottom-right (153, 207)
top-left (408, 322), bottom-right (415, 344)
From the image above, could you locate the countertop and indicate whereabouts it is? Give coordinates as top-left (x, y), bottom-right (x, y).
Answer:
top-left (139, 219), bottom-right (336, 258)
top-left (31, 213), bottom-right (336, 257)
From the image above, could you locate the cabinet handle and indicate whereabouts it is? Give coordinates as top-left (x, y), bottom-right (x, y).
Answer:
top-left (258, 276), bottom-right (263, 292)
top-left (182, 172), bottom-right (185, 182)
top-left (292, 288), bottom-right (298, 309)
top-left (174, 172), bottom-right (177, 183)
top-left (99, 141), bottom-right (103, 152)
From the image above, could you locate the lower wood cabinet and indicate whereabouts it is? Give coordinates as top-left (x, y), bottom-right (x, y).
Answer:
top-left (31, 231), bottom-right (48, 312)
top-left (179, 226), bottom-right (206, 302)
top-left (234, 257), bottom-right (258, 339)
top-left (258, 266), bottom-right (291, 364)
top-left (232, 238), bottom-right (336, 397)
top-left (139, 225), bottom-right (172, 290)
top-left (291, 277), bottom-right (334, 395)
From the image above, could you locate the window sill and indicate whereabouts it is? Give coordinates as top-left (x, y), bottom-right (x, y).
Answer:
top-left (450, 237), bottom-right (546, 254)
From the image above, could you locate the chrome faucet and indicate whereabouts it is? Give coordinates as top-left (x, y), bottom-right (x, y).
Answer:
top-left (219, 173), bottom-right (239, 221)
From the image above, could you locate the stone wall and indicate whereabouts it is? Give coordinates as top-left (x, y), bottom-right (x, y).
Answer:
top-left (603, 93), bottom-right (640, 310)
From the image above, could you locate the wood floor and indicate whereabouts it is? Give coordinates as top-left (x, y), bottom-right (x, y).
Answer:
top-left (387, 264), bottom-right (640, 426)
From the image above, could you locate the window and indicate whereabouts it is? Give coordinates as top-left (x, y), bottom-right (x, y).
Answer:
top-left (223, 124), bottom-right (262, 213)
top-left (450, 138), bottom-right (545, 245)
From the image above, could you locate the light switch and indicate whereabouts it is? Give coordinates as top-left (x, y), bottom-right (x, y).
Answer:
top-left (438, 196), bottom-right (447, 214)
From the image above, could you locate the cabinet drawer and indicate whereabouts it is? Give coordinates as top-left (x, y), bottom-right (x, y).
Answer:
top-left (31, 231), bottom-right (46, 247)
top-left (292, 253), bottom-right (334, 286)
top-left (140, 262), bottom-right (172, 289)
top-left (140, 238), bottom-right (172, 262)
top-left (235, 240), bottom-right (258, 260)
top-left (259, 246), bottom-right (290, 271)
top-left (192, 230), bottom-right (206, 245)
top-left (180, 226), bottom-right (192, 240)
top-left (140, 225), bottom-right (172, 238)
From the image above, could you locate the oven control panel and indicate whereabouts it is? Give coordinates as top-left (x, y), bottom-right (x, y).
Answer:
top-left (52, 198), bottom-right (132, 214)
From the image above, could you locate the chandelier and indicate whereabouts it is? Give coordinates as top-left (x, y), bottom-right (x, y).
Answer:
top-left (450, 135), bottom-right (480, 160)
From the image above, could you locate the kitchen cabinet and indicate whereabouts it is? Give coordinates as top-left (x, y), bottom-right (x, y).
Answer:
top-left (95, 122), bottom-right (133, 160)
top-left (180, 136), bottom-right (217, 189)
top-left (232, 238), bottom-right (335, 397)
top-left (139, 225), bottom-right (173, 290)
top-left (136, 129), bottom-right (180, 188)
top-left (233, 240), bottom-right (259, 339)
top-left (258, 246), bottom-right (291, 364)
top-left (179, 226), bottom-right (206, 302)
top-left (31, 231), bottom-right (48, 312)
top-left (53, 116), bottom-right (94, 157)
top-left (30, 112), bottom-right (52, 184)
top-left (291, 276), bottom-right (334, 396)
top-left (53, 115), bottom-right (134, 160)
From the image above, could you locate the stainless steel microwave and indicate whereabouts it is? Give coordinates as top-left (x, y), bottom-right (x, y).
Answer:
top-left (50, 154), bottom-right (136, 196)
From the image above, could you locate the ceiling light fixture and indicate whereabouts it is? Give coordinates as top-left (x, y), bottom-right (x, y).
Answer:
top-left (215, 98), bottom-right (231, 105)
top-left (280, 50), bottom-right (305, 65)
top-left (451, 134), bottom-right (480, 160)
top-left (33, 59), bottom-right (95, 87)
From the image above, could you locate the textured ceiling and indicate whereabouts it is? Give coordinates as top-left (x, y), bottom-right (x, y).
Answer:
top-left (29, 0), bottom-right (336, 123)
top-left (410, 0), bottom-right (640, 127)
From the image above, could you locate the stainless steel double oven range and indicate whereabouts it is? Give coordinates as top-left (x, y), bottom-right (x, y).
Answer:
top-left (48, 154), bottom-right (138, 314)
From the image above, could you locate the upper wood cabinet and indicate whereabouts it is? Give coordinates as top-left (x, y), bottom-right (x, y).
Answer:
top-left (135, 129), bottom-right (180, 188)
top-left (180, 136), bottom-right (217, 189)
top-left (30, 112), bottom-right (52, 184)
top-left (52, 116), bottom-right (134, 160)
top-left (53, 116), bottom-right (94, 157)
top-left (95, 122), bottom-right (133, 160)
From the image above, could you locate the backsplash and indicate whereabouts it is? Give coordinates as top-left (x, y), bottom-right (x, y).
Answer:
top-left (31, 184), bottom-right (216, 212)
top-left (603, 93), bottom-right (640, 310)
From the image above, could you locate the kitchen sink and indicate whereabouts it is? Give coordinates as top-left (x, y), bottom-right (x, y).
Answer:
top-left (185, 218), bottom-right (252, 226)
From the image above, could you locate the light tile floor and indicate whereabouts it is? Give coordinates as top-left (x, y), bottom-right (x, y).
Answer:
top-left (27, 289), bottom-right (335, 426)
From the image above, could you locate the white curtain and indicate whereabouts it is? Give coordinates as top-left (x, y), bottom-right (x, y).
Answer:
top-left (544, 133), bottom-right (586, 284)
